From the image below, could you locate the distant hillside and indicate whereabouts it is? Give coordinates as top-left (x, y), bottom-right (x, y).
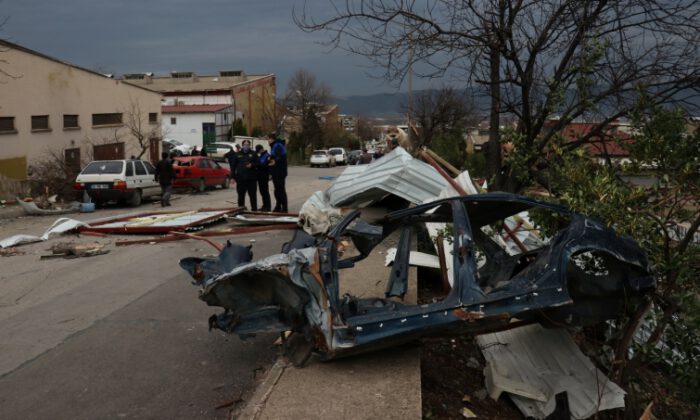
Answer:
top-left (335, 92), bottom-right (406, 117)
top-left (334, 89), bottom-right (490, 118)
top-left (333, 88), bottom-right (699, 119)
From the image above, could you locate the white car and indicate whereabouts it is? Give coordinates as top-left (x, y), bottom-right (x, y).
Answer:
top-left (310, 150), bottom-right (335, 168)
top-left (163, 138), bottom-right (194, 156)
top-left (74, 159), bottom-right (161, 206)
top-left (328, 147), bottom-right (347, 165)
top-left (210, 142), bottom-right (239, 161)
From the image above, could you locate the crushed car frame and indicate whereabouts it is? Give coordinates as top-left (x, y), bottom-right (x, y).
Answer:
top-left (180, 193), bottom-right (655, 363)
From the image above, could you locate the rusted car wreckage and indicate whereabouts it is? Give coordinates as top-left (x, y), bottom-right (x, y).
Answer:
top-left (180, 193), bottom-right (654, 365)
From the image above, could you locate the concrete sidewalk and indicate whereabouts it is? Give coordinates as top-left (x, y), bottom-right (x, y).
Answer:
top-left (237, 242), bottom-right (422, 420)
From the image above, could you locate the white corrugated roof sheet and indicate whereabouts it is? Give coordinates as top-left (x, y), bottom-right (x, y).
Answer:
top-left (476, 323), bottom-right (625, 419)
top-left (326, 147), bottom-right (449, 207)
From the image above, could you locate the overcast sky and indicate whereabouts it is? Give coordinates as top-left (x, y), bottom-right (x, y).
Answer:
top-left (0, 0), bottom-right (435, 97)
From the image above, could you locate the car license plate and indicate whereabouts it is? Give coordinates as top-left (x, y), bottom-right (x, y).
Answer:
top-left (91, 184), bottom-right (108, 189)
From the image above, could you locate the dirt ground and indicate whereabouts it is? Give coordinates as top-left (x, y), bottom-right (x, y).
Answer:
top-left (420, 334), bottom-right (524, 420)
top-left (417, 265), bottom-right (524, 420)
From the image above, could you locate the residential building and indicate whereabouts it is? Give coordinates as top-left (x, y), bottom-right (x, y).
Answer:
top-left (282, 104), bottom-right (340, 142)
top-left (339, 114), bottom-right (356, 132)
top-left (559, 121), bottom-right (633, 166)
top-left (0, 39), bottom-right (162, 195)
top-left (124, 71), bottom-right (277, 146)
top-left (161, 104), bottom-right (234, 148)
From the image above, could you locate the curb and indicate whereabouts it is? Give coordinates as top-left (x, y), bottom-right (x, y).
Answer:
top-left (234, 358), bottom-right (289, 420)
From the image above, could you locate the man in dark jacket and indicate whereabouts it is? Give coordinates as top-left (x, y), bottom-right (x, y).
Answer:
top-left (154, 152), bottom-right (175, 207)
top-left (226, 139), bottom-right (258, 210)
top-left (255, 144), bottom-right (272, 211)
top-left (267, 132), bottom-right (288, 213)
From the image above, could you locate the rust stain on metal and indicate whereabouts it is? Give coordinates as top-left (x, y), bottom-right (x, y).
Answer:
top-left (453, 309), bottom-right (486, 320)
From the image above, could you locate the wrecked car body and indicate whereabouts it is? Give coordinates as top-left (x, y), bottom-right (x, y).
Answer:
top-left (180, 192), bottom-right (655, 362)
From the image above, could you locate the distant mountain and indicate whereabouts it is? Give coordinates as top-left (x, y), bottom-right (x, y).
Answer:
top-left (334, 92), bottom-right (407, 117)
top-left (333, 88), bottom-right (699, 119)
top-left (334, 89), bottom-right (491, 118)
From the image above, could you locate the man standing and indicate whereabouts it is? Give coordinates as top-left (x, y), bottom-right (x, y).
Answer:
top-left (227, 139), bottom-right (258, 210)
top-left (267, 132), bottom-right (288, 213)
top-left (154, 152), bottom-right (175, 207)
top-left (255, 144), bottom-right (272, 211)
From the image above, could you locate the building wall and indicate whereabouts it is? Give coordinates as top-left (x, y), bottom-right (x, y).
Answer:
top-left (0, 42), bottom-right (162, 181)
top-left (232, 75), bottom-right (277, 135)
top-left (162, 113), bottom-right (216, 147)
top-left (162, 93), bottom-right (231, 106)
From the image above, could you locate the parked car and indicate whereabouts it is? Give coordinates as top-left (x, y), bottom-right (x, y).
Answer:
top-left (163, 138), bottom-right (194, 156)
top-left (209, 142), bottom-right (239, 161)
top-left (74, 159), bottom-right (160, 206)
top-left (172, 156), bottom-right (231, 192)
top-left (328, 147), bottom-right (347, 165)
top-left (310, 150), bottom-right (335, 168)
top-left (347, 150), bottom-right (362, 165)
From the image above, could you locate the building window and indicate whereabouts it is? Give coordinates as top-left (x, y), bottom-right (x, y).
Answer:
top-left (149, 113), bottom-right (158, 124)
top-left (0, 116), bottom-right (16, 133)
top-left (31, 115), bottom-right (50, 131)
top-left (92, 113), bottom-right (123, 126)
top-left (170, 117), bottom-right (177, 125)
top-left (63, 114), bottom-right (79, 129)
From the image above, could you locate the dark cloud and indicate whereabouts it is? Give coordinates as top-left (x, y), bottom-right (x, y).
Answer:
top-left (0, 0), bottom-right (426, 96)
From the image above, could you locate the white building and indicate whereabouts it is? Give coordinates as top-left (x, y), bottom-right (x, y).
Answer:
top-left (161, 104), bottom-right (234, 148)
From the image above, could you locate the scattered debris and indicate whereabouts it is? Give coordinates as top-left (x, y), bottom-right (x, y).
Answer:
top-left (114, 224), bottom-right (298, 247)
top-left (461, 407), bottom-right (478, 418)
top-left (477, 323), bottom-right (626, 419)
top-left (78, 207), bottom-right (239, 234)
top-left (16, 196), bottom-right (80, 215)
top-left (0, 247), bottom-right (25, 257)
top-left (41, 242), bottom-right (109, 259)
top-left (0, 218), bottom-right (89, 248)
top-left (228, 213), bottom-right (299, 226)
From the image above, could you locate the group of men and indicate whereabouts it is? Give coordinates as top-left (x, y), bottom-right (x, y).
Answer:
top-left (225, 132), bottom-right (288, 213)
top-left (154, 132), bottom-right (288, 212)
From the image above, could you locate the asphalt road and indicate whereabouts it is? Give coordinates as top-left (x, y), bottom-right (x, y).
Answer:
top-left (0, 165), bottom-right (345, 420)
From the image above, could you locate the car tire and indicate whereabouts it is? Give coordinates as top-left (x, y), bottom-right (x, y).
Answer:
top-left (221, 177), bottom-right (230, 189)
top-left (129, 190), bottom-right (142, 207)
top-left (197, 178), bottom-right (206, 193)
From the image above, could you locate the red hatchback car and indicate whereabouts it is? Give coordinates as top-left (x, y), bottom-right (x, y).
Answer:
top-left (172, 156), bottom-right (231, 192)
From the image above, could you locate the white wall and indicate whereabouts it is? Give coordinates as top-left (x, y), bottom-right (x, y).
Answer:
top-left (162, 113), bottom-right (214, 147)
top-left (162, 94), bottom-right (231, 106)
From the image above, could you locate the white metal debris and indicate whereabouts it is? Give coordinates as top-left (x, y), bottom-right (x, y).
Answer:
top-left (0, 218), bottom-right (89, 248)
top-left (476, 323), bottom-right (626, 419)
top-left (384, 247), bottom-right (441, 269)
top-left (325, 147), bottom-right (449, 207)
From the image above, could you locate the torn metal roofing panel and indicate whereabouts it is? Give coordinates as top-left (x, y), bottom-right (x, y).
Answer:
top-left (79, 208), bottom-right (238, 234)
top-left (476, 323), bottom-right (626, 419)
top-left (326, 147), bottom-right (449, 207)
top-left (0, 218), bottom-right (89, 248)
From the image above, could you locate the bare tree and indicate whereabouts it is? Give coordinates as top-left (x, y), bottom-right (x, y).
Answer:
top-left (284, 68), bottom-right (333, 111)
top-left (408, 86), bottom-right (479, 148)
top-left (296, 0), bottom-right (700, 192)
top-left (123, 99), bottom-right (162, 159)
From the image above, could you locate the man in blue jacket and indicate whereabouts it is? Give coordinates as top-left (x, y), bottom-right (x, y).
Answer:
top-left (267, 132), bottom-right (288, 213)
